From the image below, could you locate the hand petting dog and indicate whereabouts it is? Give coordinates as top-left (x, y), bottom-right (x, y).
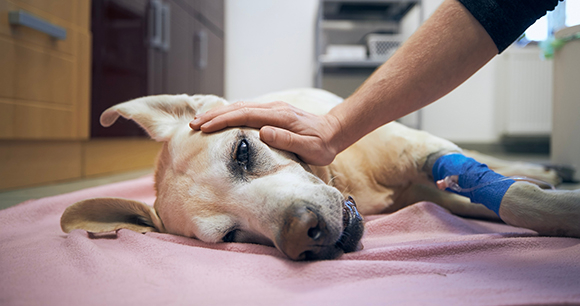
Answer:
top-left (190, 100), bottom-right (341, 166)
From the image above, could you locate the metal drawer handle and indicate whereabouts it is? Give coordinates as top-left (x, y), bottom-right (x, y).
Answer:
top-left (161, 2), bottom-right (170, 52)
top-left (149, 0), bottom-right (163, 48)
top-left (196, 29), bottom-right (208, 69)
top-left (8, 10), bottom-right (67, 40)
top-left (149, 0), bottom-right (170, 52)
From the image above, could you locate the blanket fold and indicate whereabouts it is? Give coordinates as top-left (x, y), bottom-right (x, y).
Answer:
top-left (1, 175), bottom-right (579, 306)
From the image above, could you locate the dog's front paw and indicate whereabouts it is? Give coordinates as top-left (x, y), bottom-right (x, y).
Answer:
top-left (499, 182), bottom-right (580, 237)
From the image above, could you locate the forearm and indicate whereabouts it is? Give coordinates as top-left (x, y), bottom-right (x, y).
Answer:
top-left (326, 0), bottom-right (498, 153)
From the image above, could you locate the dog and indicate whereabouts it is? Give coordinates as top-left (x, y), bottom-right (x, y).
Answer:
top-left (61, 88), bottom-right (580, 260)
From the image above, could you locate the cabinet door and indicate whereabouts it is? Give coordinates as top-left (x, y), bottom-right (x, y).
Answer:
top-left (91, 0), bottom-right (148, 137)
top-left (147, 0), bottom-right (223, 97)
top-left (199, 0), bottom-right (223, 31)
top-left (147, 0), bottom-right (166, 96)
top-left (164, 0), bottom-right (196, 95)
top-left (192, 18), bottom-right (223, 96)
top-left (0, 0), bottom-right (90, 139)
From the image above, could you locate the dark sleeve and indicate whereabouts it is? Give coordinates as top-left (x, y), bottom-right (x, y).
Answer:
top-left (457, 0), bottom-right (561, 53)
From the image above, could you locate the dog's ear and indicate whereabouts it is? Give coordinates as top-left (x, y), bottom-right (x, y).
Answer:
top-left (100, 94), bottom-right (227, 141)
top-left (60, 198), bottom-right (166, 234)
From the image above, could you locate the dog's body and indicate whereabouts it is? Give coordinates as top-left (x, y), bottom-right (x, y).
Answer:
top-left (61, 88), bottom-right (580, 260)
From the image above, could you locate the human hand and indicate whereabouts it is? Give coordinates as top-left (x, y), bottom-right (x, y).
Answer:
top-left (189, 101), bottom-right (342, 166)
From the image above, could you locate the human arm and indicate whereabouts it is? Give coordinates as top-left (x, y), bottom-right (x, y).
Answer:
top-left (323, 0), bottom-right (499, 158)
top-left (190, 0), bottom-right (498, 165)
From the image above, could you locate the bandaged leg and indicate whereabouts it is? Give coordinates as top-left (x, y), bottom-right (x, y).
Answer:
top-left (431, 153), bottom-right (515, 215)
top-left (429, 153), bottom-right (580, 237)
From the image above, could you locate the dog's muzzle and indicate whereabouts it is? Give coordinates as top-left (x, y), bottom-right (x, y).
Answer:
top-left (337, 196), bottom-right (364, 253)
top-left (276, 196), bottom-right (364, 261)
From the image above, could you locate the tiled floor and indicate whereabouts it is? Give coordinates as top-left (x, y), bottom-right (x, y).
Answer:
top-left (0, 152), bottom-right (578, 211)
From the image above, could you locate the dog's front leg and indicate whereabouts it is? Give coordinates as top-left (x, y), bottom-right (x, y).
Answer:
top-left (426, 152), bottom-right (580, 238)
top-left (499, 183), bottom-right (580, 237)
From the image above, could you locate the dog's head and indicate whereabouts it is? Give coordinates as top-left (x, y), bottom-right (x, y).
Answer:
top-left (61, 94), bottom-right (363, 260)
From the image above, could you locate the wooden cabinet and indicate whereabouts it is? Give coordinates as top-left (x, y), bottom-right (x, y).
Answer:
top-left (0, 0), bottom-right (91, 139)
top-left (194, 16), bottom-right (224, 97)
top-left (91, 0), bottom-right (149, 137)
top-left (149, 0), bottom-right (224, 97)
top-left (92, 0), bottom-right (224, 137)
top-left (0, 0), bottom-right (224, 190)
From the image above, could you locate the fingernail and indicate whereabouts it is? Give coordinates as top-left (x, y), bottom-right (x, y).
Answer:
top-left (261, 127), bottom-right (275, 142)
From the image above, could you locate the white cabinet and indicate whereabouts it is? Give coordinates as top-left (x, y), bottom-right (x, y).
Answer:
top-left (315, 0), bottom-right (422, 98)
top-left (314, 0), bottom-right (423, 128)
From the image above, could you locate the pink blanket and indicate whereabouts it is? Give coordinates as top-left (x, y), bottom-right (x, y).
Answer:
top-left (1, 175), bottom-right (579, 306)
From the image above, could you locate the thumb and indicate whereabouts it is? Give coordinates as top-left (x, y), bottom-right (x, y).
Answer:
top-left (260, 126), bottom-right (333, 166)
top-left (260, 126), bottom-right (300, 153)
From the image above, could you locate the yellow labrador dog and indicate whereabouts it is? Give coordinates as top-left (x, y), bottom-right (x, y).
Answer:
top-left (61, 88), bottom-right (580, 260)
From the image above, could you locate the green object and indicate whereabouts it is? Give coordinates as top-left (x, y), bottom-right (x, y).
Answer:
top-left (541, 32), bottom-right (580, 59)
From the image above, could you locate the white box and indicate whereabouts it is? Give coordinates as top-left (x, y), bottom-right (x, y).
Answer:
top-left (323, 44), bottom-right (367, 61)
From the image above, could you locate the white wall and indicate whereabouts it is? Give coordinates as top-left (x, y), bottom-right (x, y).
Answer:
top-left (224, 0), bottom-right (552, 144)
top-left (224, 0), bottom-right (501, 142)
top-left (417, 0), bottom-right (501, 142)
top-left (422, 60), bottom-right (500, 142)
top-left (224, 0), bottom-right (318, 100)
top-left (374, 0), bottom-right (504, 142)
top-left (419, 2), bottom-right (553, 142)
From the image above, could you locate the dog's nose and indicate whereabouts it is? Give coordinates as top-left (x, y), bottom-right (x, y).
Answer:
top-left (276, 204), bottom-right (336, 260)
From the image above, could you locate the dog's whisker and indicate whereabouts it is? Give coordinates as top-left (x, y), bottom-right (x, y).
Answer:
top-left (327, 175), bottom-right (337, 185)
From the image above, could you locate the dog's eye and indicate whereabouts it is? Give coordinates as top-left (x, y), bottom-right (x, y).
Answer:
top-left (222, 230), bottom-right (237, 243)
top-left (236, 139), bottom-right (250, 168)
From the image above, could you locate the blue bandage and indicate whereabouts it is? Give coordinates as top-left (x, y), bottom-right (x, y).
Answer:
top-left (432, 154), bottom-right (515, 215)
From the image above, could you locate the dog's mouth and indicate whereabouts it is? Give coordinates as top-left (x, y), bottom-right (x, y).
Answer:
top-left (336, 196), bottom-right (364, 253)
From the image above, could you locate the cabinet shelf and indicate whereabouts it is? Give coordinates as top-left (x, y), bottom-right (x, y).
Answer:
top-left (322, 0), bottom-right (419, 21)
top-left (314, 0), bottom-right (423, 129)
top-left (315, 0), bottom-right (421, 87)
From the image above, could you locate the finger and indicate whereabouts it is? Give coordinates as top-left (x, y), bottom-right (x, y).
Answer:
top-left (195, 108), bottom-right (268, 132)
top-left (190, 102), bottom-right (248, 130)
top-left (260, 126), bottom-right (332, 166)
top-left (200, 101), bottom-right (284, 122)
top-left (190, 101), bottom-right (285, 130)
top-left (260, 125), bottom-right (302, 153)
top-left (198, 108), bottom-right (253, 132)
top-left (199, 104), bottom-right (301, 133)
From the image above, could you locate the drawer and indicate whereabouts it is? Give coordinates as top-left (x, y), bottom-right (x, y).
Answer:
top-left (0, 31), bottom-right (90, 139)
top-left (0, 36), bottom-right (75, 106)
top-left (0, 101), bottom-right (75, 138)
top-left (0, 0), bottom-right (76, 55)
top-left (13, 0), bottom-right (84, 27)
top-left (0, 0), bottom-right (90, 140)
